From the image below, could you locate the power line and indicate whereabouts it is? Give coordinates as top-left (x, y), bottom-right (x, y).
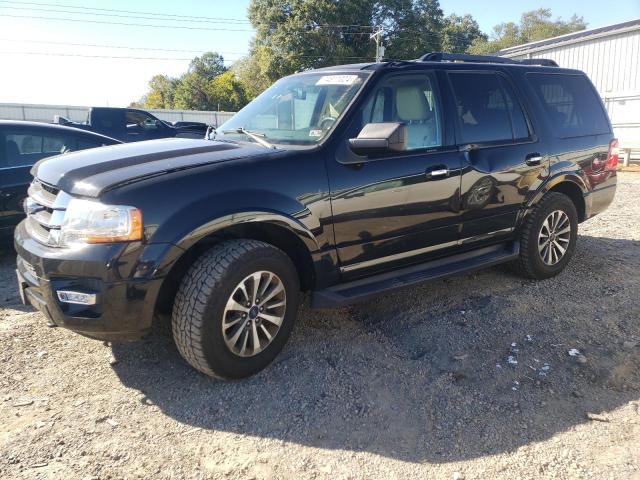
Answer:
top-left (0, 1), bottom-right (377, 29)
top-left (0, 50), bottom-right (374, 61)
top-left (0, 13), bottom-right (256, 31)
top-left (0, 5), bottom-right (253, 25)
top-left (0, 38), bottom-right (246, 55)
top-left (0, 13), bottom-right (475, 43)
top-left (0, 0), bottom-right (252, 23)
top-left (0, 13), bottom-right (381, 34)
top-left (0, 4), bottom-right (479, 44)
top-left (0, 51), bottom-right (203, 61)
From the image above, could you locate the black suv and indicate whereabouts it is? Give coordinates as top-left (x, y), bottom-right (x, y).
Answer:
top-left (15, 53), bottom-right (618, 379)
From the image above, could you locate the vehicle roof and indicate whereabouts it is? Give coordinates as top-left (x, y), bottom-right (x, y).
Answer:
top-left (304, 58), bottom-right (583, 76)
top-left (0, 120), bottom-right (122, 143)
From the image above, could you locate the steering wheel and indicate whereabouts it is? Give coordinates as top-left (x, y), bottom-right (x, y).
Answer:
top-left (319, 117), bottom-right (336, 130)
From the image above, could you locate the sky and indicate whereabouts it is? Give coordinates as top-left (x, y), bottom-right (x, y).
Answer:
top-left (0, 0), bottom-right (638, 107)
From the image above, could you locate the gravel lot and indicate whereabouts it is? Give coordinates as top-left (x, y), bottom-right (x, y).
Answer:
top-left (1, 172), bottom-right (639, 480)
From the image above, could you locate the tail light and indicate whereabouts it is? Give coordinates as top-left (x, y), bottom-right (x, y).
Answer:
top-left (606, 138), bottom-right (619, 170)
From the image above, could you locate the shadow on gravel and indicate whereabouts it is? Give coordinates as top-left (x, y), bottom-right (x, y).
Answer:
top-left (102, 235), bottom-right (640, 462)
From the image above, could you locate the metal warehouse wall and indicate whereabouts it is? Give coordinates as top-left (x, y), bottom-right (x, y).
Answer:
top-left (502, 27), bottom-right (640, 143)
top-left (0, 103), bottom-right (236, 127)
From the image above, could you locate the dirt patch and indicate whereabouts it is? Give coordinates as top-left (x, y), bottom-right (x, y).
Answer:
top-left (1, 172), bottom-right (639, 479)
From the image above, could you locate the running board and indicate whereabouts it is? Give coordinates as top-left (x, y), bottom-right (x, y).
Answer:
top-left (311, 242), bottom-right (519, 308)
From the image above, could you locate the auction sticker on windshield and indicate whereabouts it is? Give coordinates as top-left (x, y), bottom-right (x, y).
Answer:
top-left (316, 75), bottom-right (359, 86)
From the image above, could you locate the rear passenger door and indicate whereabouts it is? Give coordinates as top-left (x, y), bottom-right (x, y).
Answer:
top-left (447, 70), bottom-right (547, 241)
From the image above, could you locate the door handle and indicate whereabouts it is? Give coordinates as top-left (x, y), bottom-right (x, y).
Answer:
top-left (426, 168), bottom-right (449, 180)
top-left (525, 154), bottom-right (542, 166)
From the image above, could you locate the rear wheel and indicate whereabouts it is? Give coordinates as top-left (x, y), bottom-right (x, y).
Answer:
top-left (172, 240), bottom-right (300, 379)
top-left (515, 192), bottom-right (578, 279)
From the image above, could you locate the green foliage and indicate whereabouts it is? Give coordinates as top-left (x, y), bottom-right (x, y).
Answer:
top-left (441, 14), bottom-right (487, 54)
top-left (247, 0), bottom-right (449, 84)
top-left (469, 8), bottom-right (586, 54)
top-left (232, 51), bottom-right (272, 100)
top-left (139, 53), bottom-right (248, 112)
top-left (188, 52), bottom-right (227, 80)
top-left (143, 75), bottom-right (178, 109)
top-left (207, 71), bottom-right (249, 112)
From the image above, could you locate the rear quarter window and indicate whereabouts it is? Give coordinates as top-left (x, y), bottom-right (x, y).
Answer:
top-left (527, 73), bottom-right (610, 138)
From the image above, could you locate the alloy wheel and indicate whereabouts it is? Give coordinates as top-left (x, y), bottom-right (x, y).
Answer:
top-left (538, 210), bottom-right (571, 266)
top-left (221, 271), bottom-right (286, 357)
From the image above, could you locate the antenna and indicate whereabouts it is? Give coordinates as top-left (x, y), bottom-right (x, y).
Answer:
top-left (370, 26), bottom-right (385, 63)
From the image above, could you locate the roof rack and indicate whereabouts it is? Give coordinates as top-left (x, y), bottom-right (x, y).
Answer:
top-left (417, 52), bottom-right (558, 67)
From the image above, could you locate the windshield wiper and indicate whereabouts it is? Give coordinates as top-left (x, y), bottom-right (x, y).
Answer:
top-left (221, 127), bottom-right (276, 149)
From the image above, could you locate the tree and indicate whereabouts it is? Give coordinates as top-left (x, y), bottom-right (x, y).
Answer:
top-left (172, 71), bottom-right (212, 110)
top-left (232, 51), bottom-right (272, 100)
top-left (143, 74), bottom-right (179, 109)
top-left (247, 0), bottom-right (448, 84)
top-left (188, 52), bottom-right (227, 80)
top-left (207, 71), bottom-right (249, 111)
top-left (441, 14), bottom-right (486, 54)
top-left (469, 8), bottom-right (586, 54)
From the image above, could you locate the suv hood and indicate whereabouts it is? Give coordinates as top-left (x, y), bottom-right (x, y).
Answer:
top-left (33, 138), bottom-right (275, 197)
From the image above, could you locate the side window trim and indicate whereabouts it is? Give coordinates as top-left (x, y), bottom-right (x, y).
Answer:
top-left (496, 72), bottom-right (536, 141)
top-left (368, 70), bottom-right (445, 154)
top-left (446, 69), bottom-right (537, 149)
top-left (525, 72), bottom-right (611, 139)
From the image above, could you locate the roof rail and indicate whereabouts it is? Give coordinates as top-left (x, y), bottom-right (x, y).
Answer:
top-left (417, 52), bottom-right (558, 67)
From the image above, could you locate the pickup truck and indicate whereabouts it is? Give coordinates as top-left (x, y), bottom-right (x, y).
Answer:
top-left (55, 107), bottom-right (208, 143)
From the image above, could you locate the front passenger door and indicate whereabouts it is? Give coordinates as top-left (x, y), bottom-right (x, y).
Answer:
top-left (328, 71), bottom-right (463, 278)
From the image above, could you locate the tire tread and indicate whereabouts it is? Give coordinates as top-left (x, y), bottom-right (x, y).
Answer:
top-left (172, 239), bottom-right (270, 379)
top-left (515, 192), bottom-right (576, 279)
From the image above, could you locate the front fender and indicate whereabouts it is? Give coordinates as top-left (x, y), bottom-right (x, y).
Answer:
top-left (174, 210), bottom-right (320, 253)
top-left (132, 210), bottom-right (323, 281)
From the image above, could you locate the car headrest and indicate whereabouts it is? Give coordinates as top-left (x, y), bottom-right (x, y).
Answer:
top-left (395, 86), bottom-right (430, 122)
top-left (6, 140), bottom-right (20, 161)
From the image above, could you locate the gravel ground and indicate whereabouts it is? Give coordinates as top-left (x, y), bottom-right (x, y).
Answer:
top-left (1, 172), bottom-right (639, 480)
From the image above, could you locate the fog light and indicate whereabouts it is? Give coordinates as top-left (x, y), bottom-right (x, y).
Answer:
top-left (56, 290), bottom-right (97, 305)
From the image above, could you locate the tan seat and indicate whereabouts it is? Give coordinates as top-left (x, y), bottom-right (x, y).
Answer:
top-left (395, 86), bottom-right (435, 149)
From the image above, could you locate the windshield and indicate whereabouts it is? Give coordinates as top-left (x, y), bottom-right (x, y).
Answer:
top-left (216, 72), bottom-right (370, 147)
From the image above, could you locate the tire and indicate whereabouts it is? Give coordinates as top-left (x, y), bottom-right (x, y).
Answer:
top-left (172, 239), bottom-right (300, 379)
top-left (514, 192), bottom-right (578, 280)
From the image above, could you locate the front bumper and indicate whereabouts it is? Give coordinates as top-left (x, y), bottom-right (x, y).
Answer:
top-left (14, 221), bottom-right (165, 341)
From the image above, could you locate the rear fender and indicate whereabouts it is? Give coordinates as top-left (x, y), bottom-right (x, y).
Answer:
top-left (517, 172), bottom-right (588, 228)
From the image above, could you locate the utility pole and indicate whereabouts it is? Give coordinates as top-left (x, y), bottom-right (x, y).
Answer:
top-left (370, 26), bottom-right (385, 63)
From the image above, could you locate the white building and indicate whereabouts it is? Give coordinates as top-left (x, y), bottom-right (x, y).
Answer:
top-left (498, 19), bottom-right (640, 158)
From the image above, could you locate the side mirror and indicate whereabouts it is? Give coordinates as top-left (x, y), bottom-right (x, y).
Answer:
top-left (348, 122), bottom-right (407, 156)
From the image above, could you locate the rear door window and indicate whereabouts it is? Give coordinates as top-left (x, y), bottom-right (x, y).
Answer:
top-left (527, 73), bottom-right (610, 137)
top-left (449, 72), bottom-right (530, 145)
top-left (2, 130), bottom-right (72, 167)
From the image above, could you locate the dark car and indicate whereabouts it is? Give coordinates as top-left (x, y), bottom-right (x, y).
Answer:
top-left (56, 107), bottom-right (208, 142)
top-left (15, 53), bottom-right (618, 379)
top-left (0, 121), bottom-right (121, 238)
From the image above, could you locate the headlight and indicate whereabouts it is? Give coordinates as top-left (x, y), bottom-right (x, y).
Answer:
top-left (58, 199), bottom-right (142, 246)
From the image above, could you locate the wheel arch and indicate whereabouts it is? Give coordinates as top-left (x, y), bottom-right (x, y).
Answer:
top-left (152, 212), bottom-right (320, 328)
top-left (528, 174), bottom-right (587, 223)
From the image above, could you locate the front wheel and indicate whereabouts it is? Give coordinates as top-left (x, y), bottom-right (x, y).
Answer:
top-left (172, 240), bottom-right (300, 379)
top-left (514, 192), bottom-right (578, 279)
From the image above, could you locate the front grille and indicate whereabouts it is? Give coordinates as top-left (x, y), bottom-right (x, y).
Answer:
top-left (24, 179), bottom-right (70, 246)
